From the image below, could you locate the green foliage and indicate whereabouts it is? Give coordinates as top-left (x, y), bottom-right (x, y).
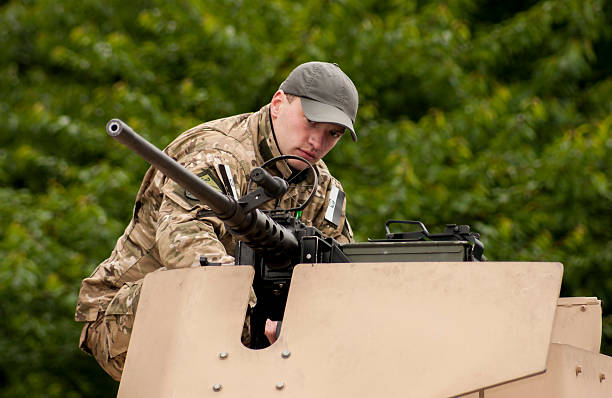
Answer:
top-left (1, 0), bottom-right (611, 395)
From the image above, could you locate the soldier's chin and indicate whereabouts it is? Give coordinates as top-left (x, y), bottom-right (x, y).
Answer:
top-left (287, 157), bottom-right (311, 170)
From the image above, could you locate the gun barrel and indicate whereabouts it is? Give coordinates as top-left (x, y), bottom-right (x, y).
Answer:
top-left (106, 119), bottom-right (298, 266)
top-left (106, 119), bottom-right (235, 217)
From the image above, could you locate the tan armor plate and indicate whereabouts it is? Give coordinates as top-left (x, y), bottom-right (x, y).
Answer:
top-left (118, 262), bottom-right (563, 398)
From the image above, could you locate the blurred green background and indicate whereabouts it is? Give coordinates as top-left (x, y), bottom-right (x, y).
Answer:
top-left (1, 0), bottom-right (611, 396)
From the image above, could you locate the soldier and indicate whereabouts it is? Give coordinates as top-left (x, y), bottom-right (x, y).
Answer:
top-left (75, 61), bottom-right (359, 380)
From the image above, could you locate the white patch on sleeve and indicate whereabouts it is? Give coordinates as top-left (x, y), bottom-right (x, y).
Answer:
top-left (325, 185), bottom-right (340, 224)
top-left (222, 164), bottom-right (239, 200)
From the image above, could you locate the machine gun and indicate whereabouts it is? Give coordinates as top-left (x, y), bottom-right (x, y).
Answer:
top-left (106, 119), bottom-right (485, 348)
top-left (105, 119), bottom-right (349, 348)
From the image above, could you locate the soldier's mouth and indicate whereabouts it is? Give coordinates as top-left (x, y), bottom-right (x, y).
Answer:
top-left (297, 149), bottom-right (316, 161)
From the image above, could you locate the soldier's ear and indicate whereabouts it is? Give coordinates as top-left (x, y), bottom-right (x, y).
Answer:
top-left (270, 90), bottom-right (285, 120)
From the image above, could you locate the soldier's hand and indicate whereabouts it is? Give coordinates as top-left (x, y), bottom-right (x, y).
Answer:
top-left (264, 319), bottom-right (280, 344)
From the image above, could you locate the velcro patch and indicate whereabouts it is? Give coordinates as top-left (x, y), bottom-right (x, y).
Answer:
top-left (185, 169), bottom-right (226, 201)
top-left (324, 185), bottom-right (345, 227)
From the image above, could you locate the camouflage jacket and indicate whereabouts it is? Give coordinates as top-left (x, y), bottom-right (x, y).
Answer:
top-left (75, 105), bottom-right (353, 323)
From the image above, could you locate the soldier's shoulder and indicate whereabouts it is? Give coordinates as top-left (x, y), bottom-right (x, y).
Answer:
top-left (314, 160), bottom-right (347, 198)
top-left (166, 113), bottom-right (254, 158)
top-left (192, 112), bottom-right (253, 136)
top-left (315, 159), bottom-right (337, 183)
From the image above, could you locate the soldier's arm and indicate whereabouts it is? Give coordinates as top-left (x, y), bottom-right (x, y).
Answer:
top-left (155, 147), bottom-right (247, 268)
top-left (79, 147), bottom-right (248, 378)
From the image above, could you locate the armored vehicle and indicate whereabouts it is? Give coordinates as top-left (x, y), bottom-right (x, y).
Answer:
top-left (106, 119), bottom-right (612, 397)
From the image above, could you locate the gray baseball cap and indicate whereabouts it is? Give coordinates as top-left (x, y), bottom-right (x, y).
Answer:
top-left (279, 62), bottom-right (359, 142)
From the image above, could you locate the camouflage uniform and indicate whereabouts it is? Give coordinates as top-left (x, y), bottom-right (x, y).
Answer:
top-left (75, 105), bottom-right (353, 380)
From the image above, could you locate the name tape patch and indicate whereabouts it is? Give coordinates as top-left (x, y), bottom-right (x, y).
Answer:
top-left (324, 185), bottom-right (345, 227)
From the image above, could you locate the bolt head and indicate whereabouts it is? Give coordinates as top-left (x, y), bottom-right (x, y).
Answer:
top-left (276, 382), bottom-right (285, 390)
top-left (281, 350), bottom-right (291, 358)
top-left (213, 384), bottom-right (222, 392)
top-left (219, 352), bottom-right (228, 359)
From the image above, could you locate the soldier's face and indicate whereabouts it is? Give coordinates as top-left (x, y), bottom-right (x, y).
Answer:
top-left (271, 91), bottom-right (345, 170)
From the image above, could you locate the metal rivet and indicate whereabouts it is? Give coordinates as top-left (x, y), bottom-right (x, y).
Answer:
top-left (276, 382), bottom-right (285, 390)
top-left (580, 305), bottom-right (587, 312)
top-left (600, 373), bottom-right (606, 382)
top-left (306, 253), bottom-right (312, 260)
top-left (281, 350), bottom-right (291, 358)
top-left (213, 384), bottom-right (222, 392)
top-left (219, 352), bottom-right (228, 359)
top-left (576, 366), bottom-right (582, 376)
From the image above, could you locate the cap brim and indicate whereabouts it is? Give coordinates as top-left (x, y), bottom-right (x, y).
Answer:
top-left (300, 97), bottom-right (357, 142)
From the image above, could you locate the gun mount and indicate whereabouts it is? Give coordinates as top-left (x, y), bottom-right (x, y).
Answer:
top-left (106, 119), bottom-right (350, 347)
